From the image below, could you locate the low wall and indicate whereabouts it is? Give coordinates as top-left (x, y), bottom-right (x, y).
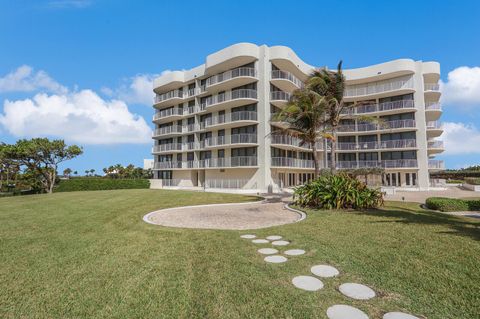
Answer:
top-left (463, 183), bottom-right (480, 192)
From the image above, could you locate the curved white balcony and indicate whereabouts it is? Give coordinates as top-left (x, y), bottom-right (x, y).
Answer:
top-left (152, 143), bottom-right (183, 153)
top-left (204, 133), bottom-right (258, 148)
top-left (270, 70), bottom-right (304, 92)
top-left (270, 91), bottom-right (291, 108)
top-left (427, 140), bottom-right (444, 154)
top-left (424, 83), bottom-right (441, 101)
top-left (425, 102), bottom-right (442, 121)
top-left (205, 67), bottom-right (257, 92)
top-left (337, 139), bottom-right (417, 151)
top-left (344, 77), bottom-right (414, 99)
top-left (201, 89), bottom-right (258, 111)
top-left (271, 157), bottom-right (318, 169)
top-left (426, 121), bottom-right (443, 137)
top-left (341, 100), bottom-right (415, 116)
top-left (154, 89), bottom-right (184, 107)
top-left (205, 111), bottom-right (258, 129)
top-left (428, 159), bottom-right (445, 170)
top-left (153, 107), bottom-right (184, 122)
top-left (270, 135), bottom-right (323, 151)
top-left (153, 125), bottom-right (183, 138)
top-left (338, 119), bottom-right (416, 134)
top-left (337, 159), bottom-right (418, 169)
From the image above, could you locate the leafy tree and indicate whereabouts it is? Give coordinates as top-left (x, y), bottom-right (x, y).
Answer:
top-left (273, 88), bottom-right (328, 177)
top-left (63, 168), bottom-right (72, 178)
top-left (6, 139), bottom-right (82, 193)
top-left (84, 170), bottom-right (90, 177)
top-left (90, 169), bottom-right (95, 176)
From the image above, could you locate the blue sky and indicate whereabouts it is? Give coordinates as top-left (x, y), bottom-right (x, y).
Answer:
top-left (1, 0), bottom-right (480, 173)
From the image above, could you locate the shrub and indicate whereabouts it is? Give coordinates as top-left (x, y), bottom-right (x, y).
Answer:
top-left (293, 173), bottom-right (383, 209)
top-left (464, 177), bottom-right (480, 185)
top-left (55, 178), bottom-right (150, 192)
top-left (425, 197), bottom-right (480, 212)
top-left (446, 179), bottom-right (463, 184)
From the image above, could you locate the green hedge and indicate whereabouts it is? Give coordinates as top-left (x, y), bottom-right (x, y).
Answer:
top-left (425, 197), bottom-right (480, 212)
top-left (430, 171), bottom-right (480, 179)
top-left (55, 178), bottom-right (150, 192)
top-left (465, 177), bottom-right (480, 185)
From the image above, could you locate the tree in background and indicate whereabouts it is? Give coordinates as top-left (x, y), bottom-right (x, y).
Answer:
top-left (103, 164), bottom-right (153, 179)
top-left (84, 170), bottom-right (90, 177)
top-left (5, 138), bottom-right (82, 193)
top-left (89, 169), bottom-right (95, 176)
top-left (63, 168), bottom-right (72, 178)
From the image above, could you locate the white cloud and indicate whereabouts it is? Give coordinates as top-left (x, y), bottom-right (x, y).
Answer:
top-left (47, 0), bottom-right (92, 9)
top-left (440, 66), bottom-right (480, 109)
top-left (0, 90), bottom-right (151, 145)
top-left (441, 122), bottom-right (480, 155)
top-left (0, 65), bottom-right (68, 94)
top-left (102, 74), bottom-right (157, 106)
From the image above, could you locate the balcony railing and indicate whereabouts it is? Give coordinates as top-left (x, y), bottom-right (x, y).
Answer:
top-left (206, 111), bottom-right (258, 127)
top-left (345, 77), bottom-right (414, 97)
top-left (204, 134), bottom-right (258, 147)
top-left (427, 121), bottom-right (443, 129)
top-left (200, 156), bottom-right (258, 168)
top-left (155, 89), bottom-right (184, 104)
top-left (428, 160), bottom-right (445, 169)
top-left (341, 100), bottom-right (415, 116)
top-left (271, 70), bottom-right (304, 88)
top-left (424, 83), bottom-right (440, 91)
top-left (152, 143), bottom-right (182, 153)
top-left (337, 139), bottom-right (417, 151)
top-left (270, 91), bottom-right (291, 101)
top-left (270, 135), bottom-right (323, 150)
top-left (153, 125), bottom-right (183, 136)
top-left (337, 159), bottom-right (418, 169)
top-left (153, 108), bottom-right (183, 121)
top-left (428, 140), bottom-right (444, 148)
top-left (425, 103), bottom-right (442, 111)
top-left (201, 89), bottom-right (257, 108)
top-left (204, 179), bottom-right (250, 189)
top-left (206, 67), bottom-right (256, 87)
top-left (338, 119), bottom-right (416, 133)
top-left (271, 157), bottom-right (317, 168)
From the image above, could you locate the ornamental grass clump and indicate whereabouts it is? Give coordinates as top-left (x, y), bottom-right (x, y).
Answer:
top-left (293, 173), bottom-right (383, 209)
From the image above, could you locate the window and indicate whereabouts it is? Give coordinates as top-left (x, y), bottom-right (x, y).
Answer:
top-left (338, 136), bottom-right (355, 143)
top-left (232, 104), bottom-right (256, 112)
top-left (200, 151), bottom-right (211, 160)
top-left (231, 147), bottom-right (256, 157)
top-left (380, 112), bottom-right (415, 121)
top-left (379, 93), bottom-right (414, 103)
top-left (406, 173), bottom-right (410, 186)
top-left (381, 131), bottom-right (416, 141)
top-left (338, 153), bottom-right (356, 161)
top-left (159, 171), bottom-right (172, 179)
top-left (187, 152), bottom-right (194, 161)
top-left (231, 125), bottom-right (257, 135)
top-left (381, 151), bottom-right (417, 160)
top-left (218, 129), bottom-right (225, 137)
top-left (359, 152), bottom-right (378, 161)
top-left (412, 173), bottom-right (417, 186)
top-left (358, 135), bottom-right (377, 142)
top-left (176, 154), bottom-right (182, 161)
top-left (218, 149), bottom-right (225, 158)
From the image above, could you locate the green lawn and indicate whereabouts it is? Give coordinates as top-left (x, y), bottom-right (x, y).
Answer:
top-left (0, 190), bottom-right (479, 318)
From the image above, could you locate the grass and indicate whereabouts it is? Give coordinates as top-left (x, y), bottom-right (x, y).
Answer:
top-left (0, 190), bottom-right (479, 318)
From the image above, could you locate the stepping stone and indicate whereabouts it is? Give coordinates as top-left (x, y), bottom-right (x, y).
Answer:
top-left (252, 239), bottom-right (269, 244)
top-left (264, 255), bottom-right (287, 263)
top-left (240, 234), bottom-right (256, 239)
top-left (383, 312), bottom-right (419, 319)
top-left (339, 283), bottom-right (376, 300)
top-left (258, 248), bottom-right (278, 255)
top-left (292, 275), bottom-right (323, 291)
top-left (311, 265), bottom-right (340, 278)
top-left (271, 240), bottom-right (289, 246)
top-left (284, 249), bottom-right (305, 256)
top-left (266, 235), bottom-right (282, 240)
top-left (326, 305), bottom-right (369, 319)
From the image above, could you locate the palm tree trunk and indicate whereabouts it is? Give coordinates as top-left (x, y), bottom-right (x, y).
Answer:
top-left (330, 127), bottom-right (337, 173)
top-left (311, 142), bottom-right (319, 178)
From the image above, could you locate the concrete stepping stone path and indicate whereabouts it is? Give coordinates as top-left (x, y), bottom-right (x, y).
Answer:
top-left (339, 283), bottom-right (376, 300)
top-left (284, 249), bottom-right (305, 256)
top-left (383, 312), bottom-right (419, 319)
top-left (271, 240), bottom-right (289, 246)
top-left (264, 255), bottom-right (287, 263)
top-left (311, 265), bottom-right (340, 278)
top-left (292, 275), bottom-right (324, 291)
top-left (266, 235), bottom-right (282, 240)
top-left (326, 305), bottom-right (369, 319)
top-left (240, 234), bottom-right (256, 239)
top-left (257, 248), bottom-right (278, 255)
top-left (252, 239), bottom-right (269, 244)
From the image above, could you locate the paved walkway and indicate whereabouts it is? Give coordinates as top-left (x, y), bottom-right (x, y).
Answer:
top-left (143, 194), bottom-right (302, 230)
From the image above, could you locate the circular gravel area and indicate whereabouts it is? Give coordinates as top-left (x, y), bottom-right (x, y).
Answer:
top-left (143, 201), bottom-right (301, 230)
top-left (383, 312), bottom-right (419, 319)
top-left (339, 283), bottom-right (376, 300)
top-left (311, 265), bottom-right (340, 278)
top-left (284, 249), bottom-right (305, 256)
top-left (326, 305), bottom-right (369, 319)
top-left (264, 255), bottom-right (287, 263)
top-left (266, 235), bottom-right (282, 240)
top-left (258, 248), bottom-right (278, 255)
top-left (292, 275), bottom-right (324, 291)
top-left (252, 239), bottom-right (269, 244)
top-left (271, 240), bottom-right (290, 246)
top-left (240, 234), bottom-right (256, 239)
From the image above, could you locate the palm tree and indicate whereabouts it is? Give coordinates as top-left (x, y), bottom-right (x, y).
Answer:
top-left (63, 168), bottom-right (72, 178)
top-left (84, 170), bottom-right (89, 177)
top-left (90, 169), bottom-right (95, 177)
top-left (273, 88), bottom-right (328, 178)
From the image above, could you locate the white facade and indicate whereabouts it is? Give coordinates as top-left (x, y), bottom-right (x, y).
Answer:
top-left (151, 43), bottom-right (444, 192)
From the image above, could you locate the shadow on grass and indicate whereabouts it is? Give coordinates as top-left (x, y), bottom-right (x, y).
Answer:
top-left (357, 203), bottom-right (480, 241)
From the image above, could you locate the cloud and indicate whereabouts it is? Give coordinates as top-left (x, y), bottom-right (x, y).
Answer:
top-left (0, 65), bottom-right (68, 94)
top-left (440, 66), bottom-right (480, 109)
top-left (102, 74), bottom-right (156, 106)
top-left (47, 0), bottom-right (92, 9)
top-left (0, 90), bottom-right (151, 145)
top-left (441, 122), bottom-right (480, 155)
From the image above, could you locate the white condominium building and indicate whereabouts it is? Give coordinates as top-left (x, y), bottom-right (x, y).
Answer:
top-left (151, 43), bottom-right (444, 192)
